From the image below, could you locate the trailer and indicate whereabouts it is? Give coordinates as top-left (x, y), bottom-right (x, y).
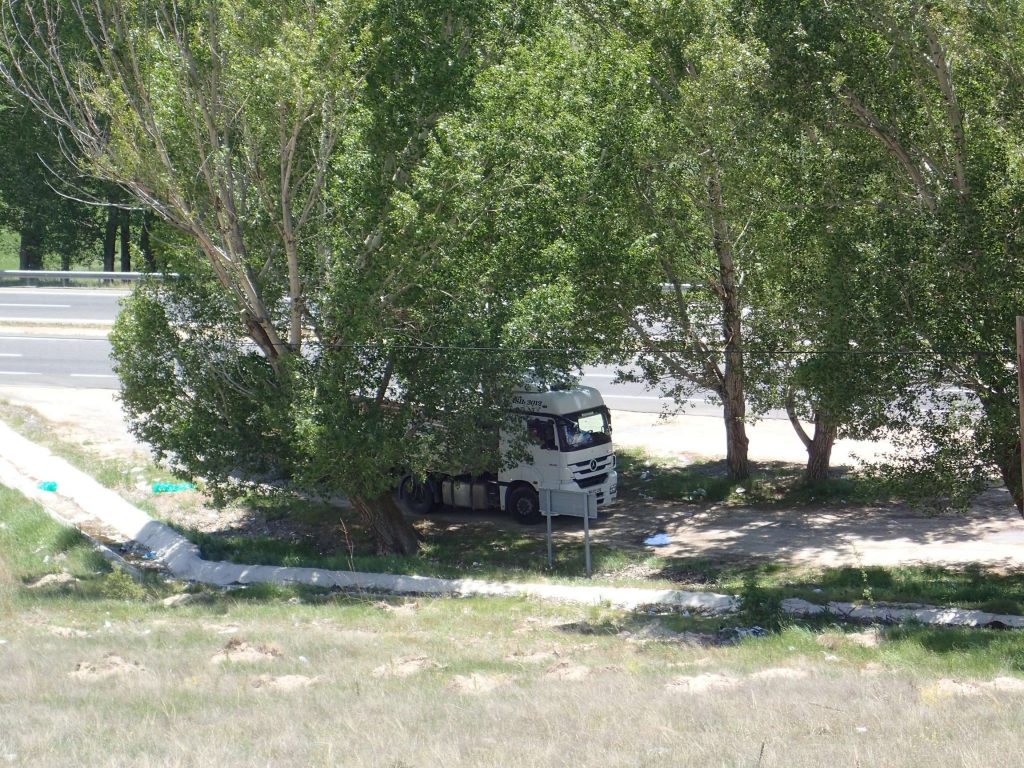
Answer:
top-left (398, 384), bottom-right (618, 523)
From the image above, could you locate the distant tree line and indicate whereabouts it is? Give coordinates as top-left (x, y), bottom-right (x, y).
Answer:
top-left (0, 92), bottom-right (159, 271)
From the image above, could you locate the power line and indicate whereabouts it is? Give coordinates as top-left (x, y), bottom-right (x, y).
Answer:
top-left (314, 341), bottom-right (1008, 358)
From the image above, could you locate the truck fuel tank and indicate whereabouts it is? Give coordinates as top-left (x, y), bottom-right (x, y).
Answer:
top-left (440, 476), bottom-right (490, 511)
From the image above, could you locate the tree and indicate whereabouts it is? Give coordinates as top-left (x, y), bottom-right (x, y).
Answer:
top-left (3, 0), bottom-right (549, 553)
top-left (739, 112), bottom-right (925, 483)
top-left (0, 93), bottom-right (102, 269)
top-left (555, 0), bottom-right (784, 481)
top-left (744, 0), bottom-right (1024, 509)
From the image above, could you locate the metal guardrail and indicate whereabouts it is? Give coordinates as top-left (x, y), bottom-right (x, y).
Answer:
top-left (0, 270), bottom-right (178, 281)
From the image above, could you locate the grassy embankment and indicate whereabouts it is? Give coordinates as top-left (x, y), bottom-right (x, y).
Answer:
top-left (2, 397), bottom-right (1023, 616)
top-left (3, 480), bottom-right (1024, 766)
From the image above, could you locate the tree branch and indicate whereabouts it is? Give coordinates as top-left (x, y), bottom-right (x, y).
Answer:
top-left (839, 86), bottom-right (938, 214)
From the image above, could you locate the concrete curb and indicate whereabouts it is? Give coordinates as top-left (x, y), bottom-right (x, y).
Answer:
top-left (0, 420), bottom-right (735, 613)
top-left (2, 418), bottom-right (1022, 629)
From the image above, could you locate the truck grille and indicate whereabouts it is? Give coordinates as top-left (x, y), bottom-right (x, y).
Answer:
top-left (572, 455), bottom-right (613, 490)
top-left (576, 473), bottom-right (608, 489)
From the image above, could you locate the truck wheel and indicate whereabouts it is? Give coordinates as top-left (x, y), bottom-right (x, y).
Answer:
top-left (398, 475), bottom-right (435, 515)
top-left (508, 485), bottom-right (542, 525)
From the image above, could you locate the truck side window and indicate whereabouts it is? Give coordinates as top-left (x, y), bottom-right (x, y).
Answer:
top-left (527, 418), bottom-right (557, 451)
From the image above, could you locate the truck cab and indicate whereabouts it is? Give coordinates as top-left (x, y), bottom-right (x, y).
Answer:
top-left (398, 384), bottom-right (618, 524)
top-left (500, 385), bottom-right (618, 522)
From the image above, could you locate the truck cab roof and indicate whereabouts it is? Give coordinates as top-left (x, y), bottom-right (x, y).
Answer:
top-left (510, 385), bottom-right (607, 417)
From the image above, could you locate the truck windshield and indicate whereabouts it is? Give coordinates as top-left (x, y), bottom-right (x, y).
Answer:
top-left (556, 408), bottom-right (612, 452)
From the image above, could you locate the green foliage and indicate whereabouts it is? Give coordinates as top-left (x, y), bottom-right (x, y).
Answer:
top-left (99, 565), bottom-right (147, 601)
top-left (0, 95), bottom-right (105, 269)
top-left (737, 575), bottom-right (786, 633)
top-left (46, 0), bottom-right (573, 543)
top-left (0, 227), bottom-right (17, 269)
top-left (740, 0), bottom-right (1024, 505)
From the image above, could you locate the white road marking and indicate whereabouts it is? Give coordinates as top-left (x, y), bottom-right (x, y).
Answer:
top-left (0, 288), bottom-right (130, 297)
top-left (0, 336), bottom-right (107, 342)
top-left (0, 371), bottom-right (40, 376)
top-left (0, 317), bottom-right (112, 324)
top-left (0, 303), bottom-right (71, 308)
top-left (0, 353), bottom-right (22, 357)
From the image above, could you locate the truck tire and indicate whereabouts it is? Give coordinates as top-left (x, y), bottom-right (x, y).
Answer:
top-left (508, 485), bottom-right (542, 525)
top-left (398, 475), bottom-right (435, 515)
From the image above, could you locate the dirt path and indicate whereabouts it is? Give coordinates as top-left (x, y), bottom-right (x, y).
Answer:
top-left (2, 384), bottom-right (1023, 570)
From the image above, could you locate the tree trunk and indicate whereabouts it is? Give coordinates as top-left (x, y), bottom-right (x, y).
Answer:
top-left (350, 491), bottom-right (420, 555)
top-left (785, 391), bottom-right (838, 483)
top-left (103, 207), bottom-right (117, 272)
top-left (995, 439), bottom-right (1023, 518)
top-left (804, 414), bottom-right (838, 483)
top-left (140, 210), bottom-right (155, 271)
top-left (722, 372), bottom-right (750, 481)
top-left (119, 208), bottom-right (131, 272)
top-left (18, 221), bottom-right (43, 270)
top-left (983, 396), bottom-right (1024, 518)
top-left (707, 161), bottom-right (750, 481)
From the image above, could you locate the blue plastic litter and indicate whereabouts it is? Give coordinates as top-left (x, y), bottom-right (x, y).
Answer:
top-left (152, 481), bottom-right (195, 494)
top-left (36, 481), bottom-right (57, 492)
top-left (643, 532), bottom-right (672, 546)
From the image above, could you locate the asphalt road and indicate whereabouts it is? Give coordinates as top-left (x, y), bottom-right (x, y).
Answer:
top-left (0, 334), bottom-right (118, 389)
top-left (0, 286), bottom-right (126, 324)
top-left (0, 287), bottom-right (121, 389)
top-left (0, 285), bottom-right (743, 415)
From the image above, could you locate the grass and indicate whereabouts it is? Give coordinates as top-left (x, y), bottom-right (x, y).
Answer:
top-left (3, 485), bottom-right (1024, 766)
top-left (650, 558), bottom-right (1024, 615)
top-left (616, 446), bottom-right (911, 507)
top-left (180, 517), bottom-right (1024, 612)
top-left (0, 229), bottom-right (17, 270)
top-left (3, 395), bottom-right (1024, 616)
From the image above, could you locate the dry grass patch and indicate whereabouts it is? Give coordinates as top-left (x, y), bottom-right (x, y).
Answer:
top-left (921, 676), bottom-right (1024, 700)
top-left (209, 638), bottom-right (282, 664)
top-left (376, 599), bottom-right (420, 615)
top-left (252, 674), bottom-right (320, 691)
top-left (749, 666), bottom-right (811, 681)
top-left (448, 672), bottom-right (514, 694)
top-left (543, 660), bottom-right (591, 681)
top-left (25, 572), bottom-right (77, 589)
top-left (161, 592), bottom-right (212, 607)
top-left (505, 649), bottom-right (557, 664)
top-left (68, 653), bottom-right (148, 681)
top-left (817, 628), bottom-right (883, 650)
top-left (665, 672), bottom-right (741, 694)
top-left (48, 626), bottom-right (89, 638)
top-left (372, 654), bottom-right (444, 678)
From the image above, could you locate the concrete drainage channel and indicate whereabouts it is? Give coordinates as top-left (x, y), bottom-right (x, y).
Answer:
top-left (2, 419), bottom-right (1023, 629)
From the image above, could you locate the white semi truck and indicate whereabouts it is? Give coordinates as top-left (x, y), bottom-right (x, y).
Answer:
top-left (398, 384), bottom-right (618, 523)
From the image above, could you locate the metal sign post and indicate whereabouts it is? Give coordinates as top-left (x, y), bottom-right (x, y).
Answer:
top-left (546, 509), bottom-right (554, 569)
top-left (583, 506), bottom-right (592, 577)
top-left (539, 488), bottom-right (598, 577)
